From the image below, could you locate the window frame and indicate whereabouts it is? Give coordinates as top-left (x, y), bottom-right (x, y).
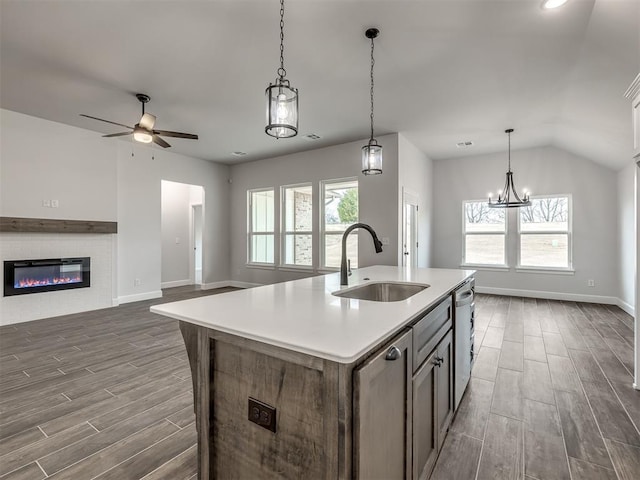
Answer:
top-left (247, 187), bottom-right (276, 266)
top-left (516, 194), bottom-right (573, 272)
top-left (320, 177), bottom-right (359, 271)
top-left (461, 199), bottom-right (508, 268)
top-left (280, 183), bottom-right (314, 270)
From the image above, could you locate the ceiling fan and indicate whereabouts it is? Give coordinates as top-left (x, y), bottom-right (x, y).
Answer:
top-left (80, 93), bottom-right (198, 148)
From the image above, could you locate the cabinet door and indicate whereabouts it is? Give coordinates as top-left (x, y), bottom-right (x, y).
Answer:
top-left (435, 330), bottom-right (454, 450)
top-left (412, 350), bottom-right (438, 480)
top-left (354, 329), bottom-right (412, 480)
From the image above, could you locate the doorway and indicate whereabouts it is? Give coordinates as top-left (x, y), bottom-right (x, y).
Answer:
top-left (402, 190), bottom-right (419, 268)
top-left (160, 180), bottom-right (204, 289)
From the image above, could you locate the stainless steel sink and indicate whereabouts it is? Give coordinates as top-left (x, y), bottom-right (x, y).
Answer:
top-left (332, 281), bottom-right (430, 302)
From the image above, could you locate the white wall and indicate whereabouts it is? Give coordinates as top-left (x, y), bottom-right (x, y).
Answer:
top-left (618, 161), bottom-right (636, 314)
top-left (433, 146), bottom-right (619, 301)
top-left (0, 109), bottom-right (118, 323)
top-left (0, 109), bottom-right (117, 220)
top-left (398, 134), bottom-right (434, 268)
top-left (0, 108), bottom-right (231, 316)
top-left (229, 134), bottom-right (399, 285)
top-left (117, 142), bottom-right (230, 302)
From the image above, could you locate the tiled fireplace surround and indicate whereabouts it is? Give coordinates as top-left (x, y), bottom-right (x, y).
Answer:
top-left (0, 233), bottom-right (115, 325)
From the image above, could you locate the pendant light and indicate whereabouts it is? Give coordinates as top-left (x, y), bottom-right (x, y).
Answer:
top-left (488, 129), bottom-right (531, 208)
top-left (265, 0), bottom-right (298, 139)
top-left (362, 28), bottom-right (382, 175)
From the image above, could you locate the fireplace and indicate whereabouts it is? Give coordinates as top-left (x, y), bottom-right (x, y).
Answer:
top-left (4, 257), bottom-right (90, 297)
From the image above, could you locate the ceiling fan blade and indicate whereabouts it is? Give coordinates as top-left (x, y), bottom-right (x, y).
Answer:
top-left (80, 114), bottom-right (133, 130)
top-left (153, 130), bottom-right (198, 140)
top-left (139, 113), bottom-right (156, 130)
top-left (152, 135), bottom-right (171, 148)
top-left (102, 132), bottom-right (132, 138)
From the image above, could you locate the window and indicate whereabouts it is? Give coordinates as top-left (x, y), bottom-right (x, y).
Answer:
top-left (281, 184), bottom-right (313, 267)
top-left (462, 201), bottom-right (506, 266)
top-left (248, 188), bottom-right (275, 264)
top-left (519, 195), bottom-right (571, 269)
top-left (321, 179), bottom-right (358, 269)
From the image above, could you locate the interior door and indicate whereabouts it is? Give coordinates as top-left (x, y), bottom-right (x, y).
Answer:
top-left (192, 204), bottom-right (203, 285)
top-left (402, 191), bottom-right (419, 267)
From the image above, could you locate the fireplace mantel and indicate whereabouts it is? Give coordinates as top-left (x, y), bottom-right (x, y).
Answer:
top-left (0, 217), bottom-right (117, 234)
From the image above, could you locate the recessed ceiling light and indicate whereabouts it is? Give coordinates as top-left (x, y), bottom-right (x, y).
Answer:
top-left (232, 151), bottom-right (247, 156)
top-left (541, 0), bottom-right (568, 9)
top-left (456, 141), bottom-right (474, 148)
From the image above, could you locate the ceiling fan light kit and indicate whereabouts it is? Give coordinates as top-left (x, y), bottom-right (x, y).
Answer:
top-left (265, 0), bottom-right (299, 139)
top-left (362, 27), bottom-right (383, 176)
top-left (488, 129), bottom-right (531, 208)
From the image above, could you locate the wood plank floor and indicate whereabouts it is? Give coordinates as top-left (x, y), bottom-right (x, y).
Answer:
top-left (0, 290), bottom-right (637, 479)
top-left (433, 295), bottom-right (639, 480)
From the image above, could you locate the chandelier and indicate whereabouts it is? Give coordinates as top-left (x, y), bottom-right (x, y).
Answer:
top-left (488, 129), bottom-right (531, 208)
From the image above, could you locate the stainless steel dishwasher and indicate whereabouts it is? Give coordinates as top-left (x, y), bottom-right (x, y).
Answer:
top-left (453, 279), bottom-right (475, 410)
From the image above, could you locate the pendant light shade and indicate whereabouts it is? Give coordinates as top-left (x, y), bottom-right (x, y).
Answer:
top-left (488, 129), bottom-right (531, 208)
top-left (362, 28), bottom-right (382, 175)
top-left (362, 141), bottom-right (382, 175)
top-left (266, 80), bottom-right (298, 138)
top-left (265, 0), bottom-right (298, 139)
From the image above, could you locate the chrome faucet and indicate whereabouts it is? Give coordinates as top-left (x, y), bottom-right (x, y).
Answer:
top-left (340, 223), bottom-right (383, 286)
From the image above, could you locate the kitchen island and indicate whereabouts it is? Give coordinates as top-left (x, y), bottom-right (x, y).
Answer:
top-left (151, 266), bottom-right (475, 479)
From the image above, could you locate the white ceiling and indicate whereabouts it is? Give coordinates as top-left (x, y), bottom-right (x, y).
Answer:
top-left (1, 0), bottom-right (638, 170)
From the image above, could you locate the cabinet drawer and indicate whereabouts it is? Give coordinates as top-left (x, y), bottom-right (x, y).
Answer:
top-left (413, 297), bottom-right (452, 372)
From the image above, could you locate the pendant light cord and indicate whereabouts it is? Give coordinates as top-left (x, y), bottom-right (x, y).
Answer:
top-left (278, 0), bottom-right (286, 80)
top-left (369, 34), bottom-right (375, 143)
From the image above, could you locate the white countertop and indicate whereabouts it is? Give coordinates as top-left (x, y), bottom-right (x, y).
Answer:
top-left (150, 266), bottom-right (474, 364)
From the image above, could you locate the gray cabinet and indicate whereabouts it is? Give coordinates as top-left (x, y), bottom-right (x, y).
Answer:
top-left (355, 297), bottom-right (456, 480)
top-left (354, 329), bottom-right (413, 480)
top-left (413, 329), bottom-right (454, 480)
top-left (412, 349), bottom-right (438, 480)
top-left (435, 330), bottom-right (454, 449)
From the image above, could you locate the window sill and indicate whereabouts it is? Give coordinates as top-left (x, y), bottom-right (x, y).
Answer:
top-left (460, 264), bottom-right (509, 272)
top-left (317, 267), bottom-right (340, 274)
top-left (246, 263), bottom-right (276, 270)
top-left (278, 265), bottom-right (314, 273)
top-left (515, 267), bottom-right (575, 275)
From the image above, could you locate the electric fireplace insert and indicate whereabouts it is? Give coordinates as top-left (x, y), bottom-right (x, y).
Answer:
top-left (4, 257), bottom-right (90, 296)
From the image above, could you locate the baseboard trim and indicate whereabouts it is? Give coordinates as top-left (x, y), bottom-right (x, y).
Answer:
top-left (161, 279), bottom-right (192, 289)
top-left (228, 280), bottom-right (262, 289)
top-left (616, 298), bottom-right (635, 317)
top-left (474, 286), bottom-right (618, 305)
top-left (112, 298), bottom-right (119, 307)
top-left (118, 290), bottom-right (163, 304)
top-left (201, 280), bottom-right (262, 290)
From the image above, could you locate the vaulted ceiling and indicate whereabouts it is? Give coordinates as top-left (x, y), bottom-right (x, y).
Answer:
top-left (1, 0), bottom-right (638, 170)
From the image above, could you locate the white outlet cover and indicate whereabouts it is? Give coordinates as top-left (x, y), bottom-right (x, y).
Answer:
top-left (381, 237), bottom-right (390, 245)
top-left (42, 199), bottom-right (51, 207)
top-left (51, 199), bottom-right (59, 208)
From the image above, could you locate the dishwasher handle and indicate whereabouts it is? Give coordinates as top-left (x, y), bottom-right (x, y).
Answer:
top-left (455, 290), bottom-right (474, 307)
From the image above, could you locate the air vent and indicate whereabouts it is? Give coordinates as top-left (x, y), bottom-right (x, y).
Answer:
top-left (232, 151), bottom-right (247, 156)
top-left (456, 141), bottom-right (474, 148)
top-left (303, 134), bottom-right (322, 141)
